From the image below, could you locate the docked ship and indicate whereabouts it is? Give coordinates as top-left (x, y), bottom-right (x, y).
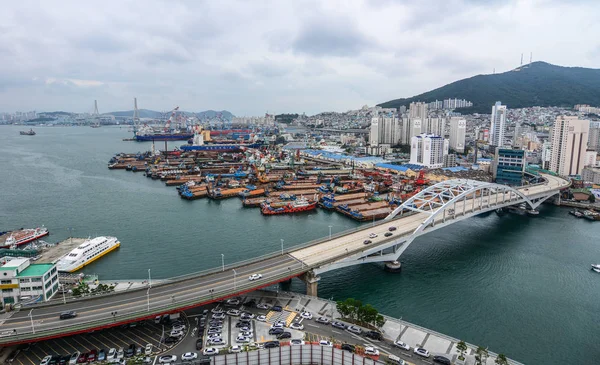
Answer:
top-left (56, 236), bottom-right (120, 273)
top-left (180, 128), bottom-right (263, 152)
top-left (261, 197), bottom-right (318, 215)
top-left (1, 227), bottom-right (49, 248)
top-left (134, 124), bottom-right (193, 141)
top-left (19, 129), bottom-right (36, 136)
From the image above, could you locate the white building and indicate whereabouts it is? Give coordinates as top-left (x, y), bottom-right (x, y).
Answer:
top-left (409, 102), bottom-right (428, 120)
top-left (369, 116), bottom-right (401, 147)
top-left (585, 150), bottom-right (597, 167)
top-left (0, 258), bottom-right (59, 305)
top-left (549, 116), bottom-right (590, 176)
top-left (541, 141), bottom-right (552, 170)
top-left (490, 101), bottom-right (507, 148)
top-left (423, 117), bottom-right (445, 136)
top-left (410, 134), bottom-right (449, 168)
top-left (449, 117), bottom-right (466, 153)
top-left (401, 118), bottom-right (422, 145)
top-left (588, 121), bottom-right (600, 152)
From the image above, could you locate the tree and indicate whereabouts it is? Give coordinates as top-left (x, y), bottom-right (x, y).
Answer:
top-left (336, 301), bottom-right (351, 319)
top-left (495, 354), bottom-right (509, 365)
top-left (589, 194), bottom-right (596, 203)
top-left (456, 341), bottom-right (468, 361)
top-left (475, 346), bottom-right (489, 365)
top-left (374, 314), bottom-right (385, 328)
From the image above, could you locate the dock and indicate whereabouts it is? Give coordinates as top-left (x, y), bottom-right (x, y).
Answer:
top-left (37, 237), bottom-right (87, 264)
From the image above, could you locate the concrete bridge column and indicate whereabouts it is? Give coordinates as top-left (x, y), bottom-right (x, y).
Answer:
top-left (300, 270), bottom-right (321, 297)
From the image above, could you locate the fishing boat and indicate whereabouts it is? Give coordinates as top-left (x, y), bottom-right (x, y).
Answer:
top-left (56, 236), bottom-right (120, 272)
top-left (569, 210), bottom-right (584, 218)
top-left (19, 129), bottom-right (36, 136)
top-left (261, 197), bottom-right (317, 215)
top-left (1, 227), bottom-right (49, 248)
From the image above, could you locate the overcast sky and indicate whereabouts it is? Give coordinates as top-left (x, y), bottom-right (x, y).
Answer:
top-left (1, 0), bottom-right (598, 115)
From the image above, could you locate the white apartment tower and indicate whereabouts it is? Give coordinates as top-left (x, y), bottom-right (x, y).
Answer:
top-left (370, 115), bottom-right (401, 148)
top-left (490, 101), bottom-right (507, 148)
top-left (424, 117), bottom-right (445, 136)
top-left (549, 116), bottom-right (590, 176)
top-left (410, 134), bottom-right (449, 168)
top-left (449, 117), bottom-right (466, 153)
top-left (409, 102), bottom-right (428, 120)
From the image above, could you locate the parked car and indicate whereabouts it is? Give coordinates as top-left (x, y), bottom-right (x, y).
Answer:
top-left (158, 355), bottom-right (177, 364)
top-left (268, 328), bottom-right (284, 335)
top-left (248, 274), bottom-right (262, 281)
top-left (125, 345), bottom-right (135, 358)
top-left (208, 338), bottom-right (225, 345)
top-left (211, 307), bottom-right (223, 314)
top-left (228, 346), bottom-right (243, 354)
top-left (346, 325), bottom-right (362, 334)
top-left (226, 309), bottom-right (241, 316)
top-left (212, 313), bottom-right (225, 319)
top-left (202, 348), bottom-right (218, 356)
top-left (240, 312), bottom-right (254, 320)
top-left (433, 355), bottom-right (451, 365)
top-left (290, 339), bottom-right (305, 346)
top-left (340, 344), bottom-right (355, 352)
top-left (86, 350), bottom-right (97, 363)
top-left (225, 298), bottom-right (240, 306)
top-left (365, 331), bottom-right (383, 340)
top-left (264, 341), bottom-right (280, 349)
top-left (106, 349), bottom-right (116, 362)
top-left (172, 324), bottom-right (186, 332)
top-left (319, 340), bottom-right (333, 347)
top-left (195, 339), bottom-right (203, 351)
top-left (300, 311), bottom-right (313, 319)
top-left (181, 353), bottom-right (197, 361)
top-left (236, 335), bottom-right (250, 343)
top-left (393, 340), bottom-right (410, 351)
top-left (331, 321), bottom-right (346, 329)
top-left (364, 347), bottom-right (379, 356)
top-left (271, 305), bottom-right (283, 312)
top-left (58, 356), bottom-right (69, 365)
top-left (289, 322), bottom-right (304, 330)
top-left (59, 311), bottom-right (77, 320)
top-left (144, 344), bottom-right (152, 356)
top-left (414, 347), bottom-right (430, 358)
top-left (76, 354), bottom-right (87, 364)
top-left (116, 348), bottom-right (124, 360)
top-left (276, 332), bottom-right (291, 339)
top-left (316, 317), bottom-right (330, 324)
top-left (164, 337), bottom-right (179, 344)
top-left (41, 356), bottom-right (53, 365)
top-left (97, 350), bottom-right (106, 362)
top-left (69, 352), bottom-right (80, 365)
top-left (256, 315), bottom-right (267, 322)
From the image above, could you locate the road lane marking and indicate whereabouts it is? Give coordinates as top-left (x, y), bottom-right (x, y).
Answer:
top-left (50, 338), bottom-right (71, 354)
top-left (102, 331), bottom-right (130, 347)
top-left (57, 337), bottom-right (80, 352)
top-left (332, 330), bottom-right (342, 334)
top-left (19, 352), bottom-right (35, 365)
top-left (94, 332), bottom-right (122, 349)
top-left (305, 323), bottom-right (319, 328)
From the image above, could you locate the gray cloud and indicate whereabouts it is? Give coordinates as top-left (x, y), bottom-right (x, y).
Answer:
top-left (0, 0), bottom-right (599, 115)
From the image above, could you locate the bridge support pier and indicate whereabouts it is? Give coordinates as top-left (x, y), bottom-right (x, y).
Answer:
top-left (300, 270), bottom-right (320, 297)
top-left (384, 261), bottom-right (402, 272)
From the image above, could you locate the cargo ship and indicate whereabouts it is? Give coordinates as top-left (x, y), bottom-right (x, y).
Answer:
top-left (1, 227), bottom-right (49, 248)
top-left (134, 124), bottom-right (193, 141)
top-left (180, 132), bottom-right (263, 152)
top-left (261, 197), bottom-right (318, 215)
top-left (56, 236), bottom-right (120, 272)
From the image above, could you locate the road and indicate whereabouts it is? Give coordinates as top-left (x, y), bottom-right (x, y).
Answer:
top-left (0, 174), bottom-right (568, 345)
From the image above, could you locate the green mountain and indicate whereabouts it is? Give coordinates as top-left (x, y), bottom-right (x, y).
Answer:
top-left (378, 62), bottom-right (600, 114)
top-left (105, 109), bottom-right (234, 120)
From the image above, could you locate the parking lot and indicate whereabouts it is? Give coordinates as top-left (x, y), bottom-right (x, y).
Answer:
top-left (9, 318), bottom-right (176, 365)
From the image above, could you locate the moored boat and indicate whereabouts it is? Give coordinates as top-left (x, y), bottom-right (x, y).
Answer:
top-left (56, 236), bottom-right (120, 272)
top-left (261, 197), bottom-right (317, 215)
top-left (1, 227), bottom-right (49, 248)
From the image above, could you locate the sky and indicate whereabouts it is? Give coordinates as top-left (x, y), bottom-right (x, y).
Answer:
top-left (1, 0), bottom-right (599, 116)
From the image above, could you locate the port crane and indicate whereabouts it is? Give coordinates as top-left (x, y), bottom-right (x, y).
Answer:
top-left (164, 106), bottom-right (180, 132)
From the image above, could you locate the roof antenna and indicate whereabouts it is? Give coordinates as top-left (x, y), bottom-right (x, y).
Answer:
top-left (530, 52), bottom-right (532, 64)
top-left (520, 53), bottom-right (523, 67)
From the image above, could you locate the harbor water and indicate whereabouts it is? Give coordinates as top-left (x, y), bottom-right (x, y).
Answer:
top-left (0, 126), bottom-right (599, 364)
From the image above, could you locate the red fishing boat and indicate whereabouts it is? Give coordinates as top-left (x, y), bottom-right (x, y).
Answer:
top-left (261, 197), bottom-right (317, 215)
top-left (1, 227), bottom-right (49, 248)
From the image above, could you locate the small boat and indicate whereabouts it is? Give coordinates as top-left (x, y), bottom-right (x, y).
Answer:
top-left (592, 267), bottom-right (600, 273)
top-left (569, 210), bottom-right (584, 218)
top-left (1, 227), bottom-right (49, 248)
top-left (261, 196), bottom-right (317, 215)
top-left (19, 129), bottom-right (36, 136)
top-left (591, 264), bottom-right (600, 270)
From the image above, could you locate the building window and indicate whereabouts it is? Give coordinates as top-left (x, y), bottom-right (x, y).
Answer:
top-left (31, 278), bottom-right (42, 282)
top-left (1, 280), bottom-right (12, 285)
top-left (2, 289), bottom-right (13, 293)
top-left (19, 279), bottom-right (30, 284)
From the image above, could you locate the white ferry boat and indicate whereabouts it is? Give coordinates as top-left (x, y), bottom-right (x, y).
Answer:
top-left (56, 236), bottom-right (120, 273)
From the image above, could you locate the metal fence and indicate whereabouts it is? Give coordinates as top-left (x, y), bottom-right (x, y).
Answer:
top-left (207, 346), bottom-right (384, 365)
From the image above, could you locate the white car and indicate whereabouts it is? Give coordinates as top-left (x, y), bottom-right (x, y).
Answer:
top-left (211, 307), bottom-right (224, 314)
top-left (270, 322), bottom-right (284, 329)
top-left (248, 273), bottom-right (262, 281)
top-left (106, 349), bottom-right (116, 362)
top-left (240, 330), bottom-right (253, 337)
top-left (158, 355), bottom-right (177, 364)
top-left (226, 298), bottom-right (240, 306)
top-left (202, 348), bottom-right (218, 356)
top-left (256, 303), bottom-right (271, 310)
top-left (172, 324), bottom-right (186, 332)
top-left (170, 329), bottom-right (184, 337)
top-left (181, 353), bottom-right (197, 361)
top-left (212, 313), bottom-right (225, 319)
top-left (236, 335), bottom-right (250, 343)
top-left (364, 347), bottom-right (379, 356)
top-left (394, 340), bottom-right (410, 351)
top-left (289, 322), bottom-right (304, 330)
top-left (208, 338), bottom-right (225, 345)
top-left (229, 346), bottom-right (243, 353)
top-left (300, 311), bottom-right (313, 319)
top-left (208, 333), bottom-right (222, 339)
top-left (40, 356), bottom-right (52, 365)
top-left (247, 343), bottom-right (264, 350)
top-left (290, 339), bottom-right (305, 346)
top-left (414, 347), bottom-right (430, 358)
top-left (316, 317), bottom-right (330, 324)
top-left (240, 312), bottom-right (254, 320)
top-left (346, 325), bottom-right (362, 334)
top-left (227, 309), bottom-right (241, 316)
top-left (256, 315), bottom-right (267, 322)
top-left (369, 233), bottom-right (378, 238)
top-left (116, 348), bottom-right (124, 360)
top-left (144, 344), bottom-right (153, 355)
top-left (319, 340), bottom-right (333, 347)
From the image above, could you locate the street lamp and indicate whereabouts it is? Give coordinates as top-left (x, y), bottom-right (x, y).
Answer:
top-left (232, 269), bottom-right (237, 290)
top-left (221, 254), bottom-right (225, 272)
top-left (28, 309), bottom-right (35, 334)
top-left (67, 227), bottom-right (75, 245)
top-left (280, 239), bottom-right (284, 255)
top-left (328, 225), bottom-right (333, 239)
top-left (111, 311), bottom-right (118, 322)
top-left (148, 269), bottom-right (152, 288)
top-left (146, 288), bottom-right (150, 312)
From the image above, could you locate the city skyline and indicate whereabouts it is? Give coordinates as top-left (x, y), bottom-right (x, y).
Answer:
top-left (1, 0), bottom-right (600, 115)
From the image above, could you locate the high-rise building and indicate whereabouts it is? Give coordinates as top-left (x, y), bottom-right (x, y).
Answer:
top-left (490, 101), bottom-right (507, 148)
top-left (588, 121), bottom-right (600, 152)
top-left (409, 102), bottom-right (428, 120)
top-left (400, 117), bottom-right (422, 145)
top-left (409, 134), bottom-right (449, 168)
top-left (369, 115), bottom-right (401, 149)
top-left (493, 148), bottom-right (526, 186)
top-left (448, 117), bottom-right (466, 153)
top-left (549, 116), bottom-right (590, 176)
top-left (423, 117), bottom-right (445, 136)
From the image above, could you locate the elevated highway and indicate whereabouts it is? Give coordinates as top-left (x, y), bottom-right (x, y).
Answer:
top-left (0, 174), bottom-right (569, 345)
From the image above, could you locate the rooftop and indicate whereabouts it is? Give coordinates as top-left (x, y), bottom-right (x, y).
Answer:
top-left (1, 258), bottom-right (29, 269)
top-left (17, 263), bottom-right (54, 278)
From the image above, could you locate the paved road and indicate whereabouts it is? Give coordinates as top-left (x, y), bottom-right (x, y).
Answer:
top-left (0, 174), bottom-right (567, 345)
